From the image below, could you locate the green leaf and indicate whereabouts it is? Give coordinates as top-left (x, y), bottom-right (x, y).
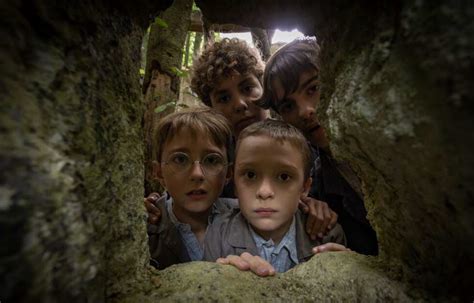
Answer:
top-left (170, 66), bottom-right (188, 77)
top-left (139, 68), bottom-right (145, 75)
top-left (154, 17), bottom-right (168, 28)
top-left (154, 101), bottom-right (176, 113)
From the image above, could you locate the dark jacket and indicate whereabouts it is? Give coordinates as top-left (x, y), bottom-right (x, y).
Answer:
top-left (203, 208), bottom-right (346, 263)
top-left (147, 196), bottom-right (237, 269)
top-left (310, 149), bottom-right (378, 255)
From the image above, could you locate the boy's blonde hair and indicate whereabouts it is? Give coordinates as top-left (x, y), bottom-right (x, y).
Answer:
top-left (236, 119), bottom-right (314, 179)
top-left (153, 108), bottom-right (233, 162)
top-left (190, 38), bottom-right (265, 107)
top-left (260, 37), bottom-right (321, 111)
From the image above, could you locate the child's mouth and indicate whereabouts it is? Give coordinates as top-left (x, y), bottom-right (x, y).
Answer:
top-left (187, 189), bottom-right (208, 199)
top-left (255, 208), bottom-right (277, 217)
top-left (307, 124), bottom-right (321, 133)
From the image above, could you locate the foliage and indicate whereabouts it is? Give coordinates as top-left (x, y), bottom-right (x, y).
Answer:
top-left (154, 101), bottom-right (190, 113)
top-left (170, 66), bottom-right (189, 77)
top-left (154, 101), bottom-right (176, 113)
top-left (181, 31), bottom-right (203, 68)
top-left (154, 17), bottom-right (168, 28)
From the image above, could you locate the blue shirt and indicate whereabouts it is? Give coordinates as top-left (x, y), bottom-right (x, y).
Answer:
top-left (166, 197), bottom-right (236, 261)
top-left (249, 217), bottom-right (299, 273)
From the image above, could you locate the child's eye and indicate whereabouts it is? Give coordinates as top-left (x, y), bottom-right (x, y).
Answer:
top-left (244, 171), bottom-right (257, 180)
top-left (202, 153), bottom-right (224, 167)
top-left (242, 85), bottom-right (254, 94)
top-left (218, 94), bottom-right (231, 104)
top-left (278, 173), bottom-right (291, 182)
top-left (170, 152), bottom-right (190, 166)
top-left (307, 84), bottom-right (320, 96)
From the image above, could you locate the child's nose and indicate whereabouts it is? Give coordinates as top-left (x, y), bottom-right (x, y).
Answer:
top-left (189, 162), bottom-right (205, 181)
top-left (299, 101), bottom-right (316, 121)
top-left (233, 95), bottom-right (249, 113)
top-left (256, 179), bottom-right (274, 200)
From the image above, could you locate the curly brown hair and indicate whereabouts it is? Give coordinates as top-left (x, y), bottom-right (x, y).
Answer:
top-left (190, 38), bottom-right (265, 107)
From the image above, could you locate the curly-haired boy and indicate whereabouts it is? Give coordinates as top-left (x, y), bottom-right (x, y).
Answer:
top-left (190, 38), bottom-right (269, 136)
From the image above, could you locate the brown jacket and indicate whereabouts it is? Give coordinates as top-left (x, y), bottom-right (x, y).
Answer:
top-left (203, 208), bottom-right (346, 263)
top-left (147, 195), bottom-right (237, 269)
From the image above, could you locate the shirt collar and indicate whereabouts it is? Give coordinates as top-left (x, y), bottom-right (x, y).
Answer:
top-left (249, 216), bottom-right (299, 265)
top-left (165, 196), bottom-right (221, 227)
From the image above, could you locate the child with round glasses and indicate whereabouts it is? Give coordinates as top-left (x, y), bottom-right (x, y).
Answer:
top-left (147, 107), bottom-right (237, 269)
top-left (146, 38), bottom-right (339, 240)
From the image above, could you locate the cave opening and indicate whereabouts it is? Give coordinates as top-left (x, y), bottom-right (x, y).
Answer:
top-left (1, 0), bottom-right (473, 302)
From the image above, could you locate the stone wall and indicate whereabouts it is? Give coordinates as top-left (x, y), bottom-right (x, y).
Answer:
top-left (1, 0), bottom-right (472, 301)
top-left (0, 1), bottom-right (170, 301)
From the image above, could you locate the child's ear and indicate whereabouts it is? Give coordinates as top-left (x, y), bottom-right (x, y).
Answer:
top-left (301, 177), bottom-right (312, 198)
top-left (152, 161), bottom-right (166, 187)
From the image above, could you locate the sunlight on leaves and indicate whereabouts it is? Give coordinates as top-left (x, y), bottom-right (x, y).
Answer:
top-left (154, 101), bottom-right (176, 113)
top-left (170, 66), bottom-right (189, 78)
top-left (154, 17), bottom-right (168, 28)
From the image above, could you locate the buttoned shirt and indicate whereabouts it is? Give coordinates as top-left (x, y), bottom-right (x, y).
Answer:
top-left (250, 217), bottom-right (299, 273)
top-left (166, 197), bottom-right (235, 261)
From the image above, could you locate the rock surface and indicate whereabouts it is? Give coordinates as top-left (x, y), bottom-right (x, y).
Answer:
top-left (143, 253), bottom-right (412, 302)
top-left (1, 0), bottom-right (472, 302)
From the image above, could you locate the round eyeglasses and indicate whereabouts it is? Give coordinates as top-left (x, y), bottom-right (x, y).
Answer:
top-left (161, 152), bottom-right (230, 176)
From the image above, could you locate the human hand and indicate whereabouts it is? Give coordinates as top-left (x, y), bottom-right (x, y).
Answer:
top-left (312, 242), bottom-right (351, 254)
top-left (216, 252), bottom-right (276, 277)
top-left (144, 192), bottom-right (161, 225)
top-left (299, 196), bottom-right (338, 240)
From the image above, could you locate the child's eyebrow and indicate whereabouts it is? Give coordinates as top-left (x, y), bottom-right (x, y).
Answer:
top-left (167, 147), bottom-right (190, 153)
top-left (239, 77), bottom-right (258, 85)
top-left (203, 148), bottom-right (225, 156)
top-left (235, 162), bottom-right (300, 174)
top-left (275, 162), bottom-right (300, 172)
top-left (275, 75), bottom-right (320, 108)
top-left (297, 75), bottom-right (319, 93)
top-left (212, 89), bottom-right (229, 96)
top-left (234, 161), bottom-right (255, 168)
top-left (168, 147), bottom-right (224, 154)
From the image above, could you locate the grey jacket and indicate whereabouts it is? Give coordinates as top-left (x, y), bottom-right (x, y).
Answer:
top-left (203, 208), bottom-right (346, 263)
top-left (147, 195), bottom-right (237, 269)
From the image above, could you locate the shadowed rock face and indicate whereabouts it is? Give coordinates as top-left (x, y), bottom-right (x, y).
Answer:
top-left (0, 1), bottom-right (170, 301)
top-left (1, 0), bottom-right (472, 302)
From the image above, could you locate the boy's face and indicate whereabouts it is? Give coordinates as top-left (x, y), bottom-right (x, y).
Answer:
top-left (272, 69), bottom-right (329, 150)
top-left (234, 135), bottom-right (311, 241)
top-left (210, 72), bottom-right (270, 137)
top-left (156, 128), bottom-right (231, 216)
